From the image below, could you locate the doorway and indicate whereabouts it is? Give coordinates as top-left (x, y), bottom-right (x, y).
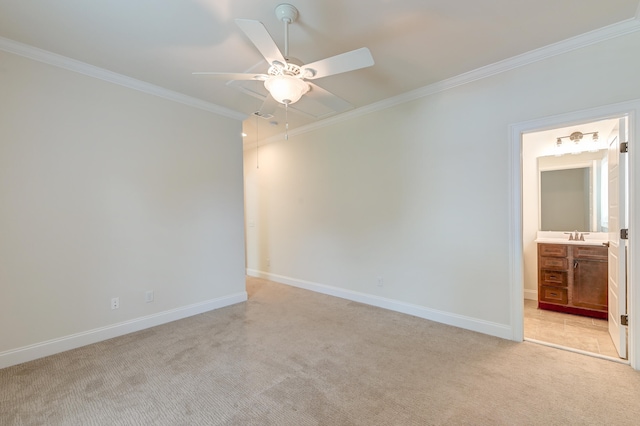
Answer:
top-left (522, 117), bottom-right (627, 360)
top-left (508, 100), bottom-right (639, 368)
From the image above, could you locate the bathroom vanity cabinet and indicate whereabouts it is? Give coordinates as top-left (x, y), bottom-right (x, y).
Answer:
top-left (537, 243), bottom-right (608, 319)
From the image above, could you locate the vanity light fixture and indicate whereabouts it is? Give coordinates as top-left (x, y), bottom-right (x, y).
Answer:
top-left (555, 130), bottom-right (600, 156)
top-left (555, 130), bottom-right (599, 145)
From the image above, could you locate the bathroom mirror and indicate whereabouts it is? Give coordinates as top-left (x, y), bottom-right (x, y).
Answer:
top-left (538, 150), bottom-right (608, 232)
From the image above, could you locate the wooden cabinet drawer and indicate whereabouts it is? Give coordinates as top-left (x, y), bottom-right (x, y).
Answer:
top-left (539, 244), bottom-right (568, 257)
top-left (539, 257), bottom-right (568, 270)
top-left (573, 245), bottom-right (607, 260)
top-left (540, 286), bottom-right (568, 305)
top-left (540, 270), bottom-right (568, 286)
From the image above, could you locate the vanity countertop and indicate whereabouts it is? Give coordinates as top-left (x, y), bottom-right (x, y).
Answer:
top-left (535, 231), bottom-right (608, 246)
top-left (535, 238), bottom-right (608, 246)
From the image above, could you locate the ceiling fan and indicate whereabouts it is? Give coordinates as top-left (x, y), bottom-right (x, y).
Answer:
top-left (193, 3), bottom-right (374, 120)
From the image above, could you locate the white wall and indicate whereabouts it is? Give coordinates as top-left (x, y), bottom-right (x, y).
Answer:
top-left (0, 51), bottom-right (247, 367)
top-left (244, 30), bottom-right (640, 338)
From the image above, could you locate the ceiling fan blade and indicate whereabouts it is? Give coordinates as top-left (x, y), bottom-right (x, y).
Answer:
top-left (306, 82), bottom-right (353, 113)
top-left (254, 95), bottom-right (278, 119)
top-left (302, 47), bottom-right (374, 80)
top-left (192, 72), bottom-right (268, 81)
top-left (235, 19), bottom-right (286, 66)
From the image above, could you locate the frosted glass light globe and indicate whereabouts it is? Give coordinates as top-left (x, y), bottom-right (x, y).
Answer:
top-left (264, 75), bottom-right (309, 104)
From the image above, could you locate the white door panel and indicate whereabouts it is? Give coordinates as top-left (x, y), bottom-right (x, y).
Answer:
top-left (608, 117), bottom-right (627, 359)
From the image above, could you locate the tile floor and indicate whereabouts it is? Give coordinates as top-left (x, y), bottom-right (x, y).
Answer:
top-left (524, 299), bottom-right (621, 359)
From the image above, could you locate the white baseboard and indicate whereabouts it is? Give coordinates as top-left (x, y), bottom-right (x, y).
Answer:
top-left (0, 292), bottom-right (247, 369)
top-left (247, 269), bottom-right (512, 340)
top-left (524, 289), bottom-right (538, 301)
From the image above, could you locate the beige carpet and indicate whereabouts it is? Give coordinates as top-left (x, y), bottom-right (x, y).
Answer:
top-left (2, 276), bottom-right (640, 425)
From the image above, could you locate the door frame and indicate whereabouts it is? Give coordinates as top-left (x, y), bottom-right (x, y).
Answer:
top-left (508, 99), bottom-right (640, 369)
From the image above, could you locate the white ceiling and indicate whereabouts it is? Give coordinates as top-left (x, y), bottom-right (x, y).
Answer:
top-left (1, 0), bottom-right (639, 142)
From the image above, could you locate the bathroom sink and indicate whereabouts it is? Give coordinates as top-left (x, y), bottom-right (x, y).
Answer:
top-left (535, 231), bottom-right (609, 246)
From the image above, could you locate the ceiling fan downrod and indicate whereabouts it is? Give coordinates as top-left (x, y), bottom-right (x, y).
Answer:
top-left (275, 3), bottom-right (298, 59)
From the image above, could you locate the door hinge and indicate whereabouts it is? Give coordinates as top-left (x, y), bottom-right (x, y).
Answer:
top-left (620, 228), bottom-right (629, 240)
top-left (620, 142), bottom-right (628, 153)
top-left (621, 315), bottom-right (629, 326)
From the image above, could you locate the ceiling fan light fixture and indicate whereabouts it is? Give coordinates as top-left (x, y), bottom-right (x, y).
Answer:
top-left (264, 75), bottom-right (309, 104)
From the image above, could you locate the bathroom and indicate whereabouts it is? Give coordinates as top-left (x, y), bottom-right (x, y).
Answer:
top-left (522, 116), bottom-right (628, 360)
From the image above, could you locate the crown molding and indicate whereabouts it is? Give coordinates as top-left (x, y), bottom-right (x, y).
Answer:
top-left (0, 37), bottom-right (247, 121)
top-left (255, 16), bottom-right (640, 148)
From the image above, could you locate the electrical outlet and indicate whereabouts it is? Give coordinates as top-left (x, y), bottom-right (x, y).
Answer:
top-left (111, 297), bottom-right (120, 310)
top-left (267, 258), bottom-right (271, 268)
top-left (377, 277), bottom-right (384, 287)
top-left (144, 291), bottom-right (154, 303)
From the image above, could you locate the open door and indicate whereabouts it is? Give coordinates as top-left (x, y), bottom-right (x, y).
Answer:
top-left (608, 117), bottom-right (628, 359)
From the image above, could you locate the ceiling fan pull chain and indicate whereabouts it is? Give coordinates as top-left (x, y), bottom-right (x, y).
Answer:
top-left (285, 102), bottom-right (289, 140)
